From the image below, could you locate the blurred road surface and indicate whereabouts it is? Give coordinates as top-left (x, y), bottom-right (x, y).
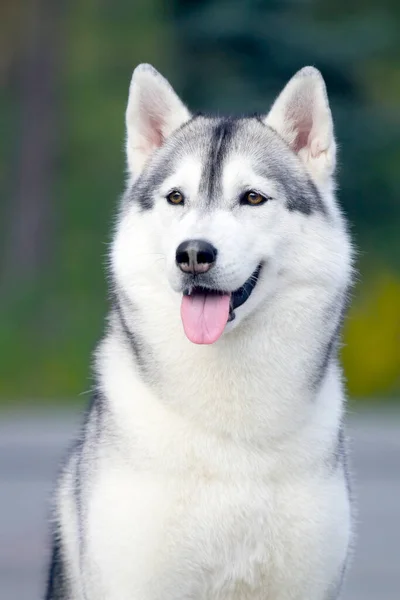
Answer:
top-left (0, 407), bottom-right (399, 600)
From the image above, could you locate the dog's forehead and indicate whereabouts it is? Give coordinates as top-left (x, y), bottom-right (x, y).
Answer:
top-left (176, 116), bottom-right (285, 164)
top-left (130, 115), bottom-right (325, 215)
top-left (171, 116), bottom-right (323, 214)
top-left (172, 116), bottom-right (291, 198)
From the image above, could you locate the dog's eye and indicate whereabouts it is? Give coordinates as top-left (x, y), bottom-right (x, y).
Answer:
top-left (167, 190), bottom-right (184, 205)
top-left (241, 191), bottom-right (269, 206)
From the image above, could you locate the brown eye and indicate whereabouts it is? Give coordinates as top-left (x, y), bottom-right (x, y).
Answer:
top-left (241, 191), bottom-right (268, 206)
top-left (167, 190), bottom-right (184, 205)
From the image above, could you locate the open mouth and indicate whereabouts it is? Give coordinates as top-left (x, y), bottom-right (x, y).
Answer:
top-left (181, 264), bottom-right (262, 345)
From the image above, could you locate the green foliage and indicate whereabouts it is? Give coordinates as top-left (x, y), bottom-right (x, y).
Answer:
top-left (173, 0), bottom-right (400, 234)
top-left (1, 0), bottom-right (177, 400)
top-left (0, 0), bottom-right (399, 401)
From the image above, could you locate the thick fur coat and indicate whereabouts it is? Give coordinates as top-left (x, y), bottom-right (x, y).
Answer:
top-left (46, 65), bottom-right (353, 600)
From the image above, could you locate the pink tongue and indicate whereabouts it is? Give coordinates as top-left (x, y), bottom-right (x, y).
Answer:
top-left (181, 292), bottom-right (231, 344)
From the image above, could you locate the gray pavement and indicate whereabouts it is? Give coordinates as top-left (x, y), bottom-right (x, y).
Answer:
top-left (0, 407), bottom-right (399, 600)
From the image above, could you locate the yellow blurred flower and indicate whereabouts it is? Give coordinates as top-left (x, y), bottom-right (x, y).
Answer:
top-left (342, 273), bottom-right (400, 398)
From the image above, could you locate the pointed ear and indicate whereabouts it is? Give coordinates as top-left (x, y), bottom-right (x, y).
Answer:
top-left (265, 67), bottom-right (336, 185)
top-left (126, 64), bottom-right (191, 178)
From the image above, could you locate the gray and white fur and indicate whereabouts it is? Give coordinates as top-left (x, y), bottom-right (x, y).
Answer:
top-left (45, 64), bottom-right (354, 600)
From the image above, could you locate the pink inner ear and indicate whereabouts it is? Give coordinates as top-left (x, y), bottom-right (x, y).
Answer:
top-left (148, 114), bottom-right (165, 149)
top-left (288, 99), bottom-right (314, 154)
top-left (292, 123), bottom-right (312, 153)
top-left (137, 109), bottom-right (165, 155)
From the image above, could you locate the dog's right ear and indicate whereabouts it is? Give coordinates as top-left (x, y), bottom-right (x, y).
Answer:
top-left (126, 64), bottom-right (191, 179)
top-left (264, 67), bottom-right (336, 187)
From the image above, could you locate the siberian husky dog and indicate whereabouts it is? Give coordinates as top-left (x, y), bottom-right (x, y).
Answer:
top-left (46, 64), bottom-right (353, 600)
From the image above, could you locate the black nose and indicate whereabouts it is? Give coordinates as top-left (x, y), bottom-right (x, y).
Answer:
top-left (176, 239), bottom-right (218, 274)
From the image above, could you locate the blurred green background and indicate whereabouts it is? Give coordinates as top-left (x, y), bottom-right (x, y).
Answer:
top-left (0, 0), bottom-right (399, 404)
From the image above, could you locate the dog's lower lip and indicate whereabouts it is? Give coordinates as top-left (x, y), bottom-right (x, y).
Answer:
top-left (227, 311), bottom-right (236, 322)
top-left (230, 263), bottom-right (262, 312)
top-left (182, 263), bottom-right (262, 313)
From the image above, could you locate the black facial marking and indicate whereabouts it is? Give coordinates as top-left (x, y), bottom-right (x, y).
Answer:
top-left (127, 114), bottom-right (203, 212)
top-left (113, 295), bottom-right (143, 364)
top-left (255, 159), bottom-right (326, 216)
top-left (285, 176), bottom-right (326, 216)
top-left (130, 178), bottom-right (154, 211)
top-left (199, 119), bottom-right (237, 202)
top-left (126, 113), bottom-right (328, 215)
top-left (256, 123), bottom-right (328, 216)
top-left (128, 157), bottom-right (175, 211)
top-left (113, 290), bottom-right (155, 379)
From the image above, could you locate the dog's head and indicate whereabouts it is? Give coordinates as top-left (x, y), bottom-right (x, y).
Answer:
top-left (112, 65), bottom-right (351, 345)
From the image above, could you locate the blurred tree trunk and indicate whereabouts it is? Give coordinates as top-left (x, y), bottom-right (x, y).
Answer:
top-left (1, 0), bottom-right (62, 289)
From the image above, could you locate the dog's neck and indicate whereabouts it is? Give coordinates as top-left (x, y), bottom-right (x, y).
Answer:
top-left (98, 275), bottom-right (345, 445)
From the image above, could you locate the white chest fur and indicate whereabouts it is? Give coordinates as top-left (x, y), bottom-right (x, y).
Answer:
top-left (83, 325), bottom-right (350, 600)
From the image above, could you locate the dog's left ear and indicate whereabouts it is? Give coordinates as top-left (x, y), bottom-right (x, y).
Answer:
top-left (126, 64), bottom-right (191, 178)
top-left (265, 67), bottom-right (336, 185)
